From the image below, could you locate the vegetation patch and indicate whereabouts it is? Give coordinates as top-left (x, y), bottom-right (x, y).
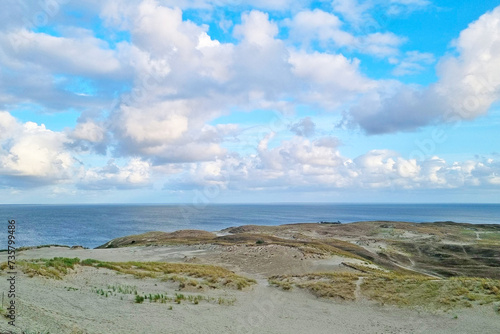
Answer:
top-left (362, 274), bottom-right (500, 311)
top-left (269, 272), bottom-right (359, 300)
top-left (92, 285), bottom-right (236, 306)
top-left (132, 292), bottom-right (235, 305)
top-left (3, 257), bottom-right (81, 279)
top-left (269, 271), bottom-right (500, 312)
top-left (80, 259), bottom-right (256, 290)
top-left (3, 257), bottom-right (255, 290)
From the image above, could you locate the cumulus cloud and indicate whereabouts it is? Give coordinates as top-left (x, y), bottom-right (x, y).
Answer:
top-left (0, 111), bottom-right (153, 190)
top-left (0, 112), bottom-right (74, 186)
top-left (343, 6), bottom-right (500, 134)
top-left (104, 4), bottom-right (372, 162)
top-left (111, 99), bottom-right (230, 163)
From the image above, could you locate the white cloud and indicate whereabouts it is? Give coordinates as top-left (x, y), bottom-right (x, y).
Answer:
top-left (289, 51), bottom-right (376, 108)
top-left (392, 50), bottom-right (435, 76)
top-left (387, 0), bottom-right (430, 15)
top-left (2, 29), bottom-right (123, 77)
top-left (0, 25), bottom-right (131, 112)
top-left (78, 158), bottom-right (152, 190)
top-left (332, 0), bottom-right (373, 28)
top-left (344, 6), bottom-right (500, 133)
top-left (0, 112), bottom-right (74, 184)
top-left (118, 103), bottom-right (189, 145)
top-left (0, 0), bottom-right (498, 201)
top-left (168, 137), bottom-right (500, 192)
top-left (71, 120), bottom-right (107, 143)
top-left (233, 10), bottom-right (278, 47)
top-left (358, 32), bottom-right (405, 57)
top-left (0, 112), bottom-right (154, 190)
top-left (435, 6), bottom-right (500, 121)
top-left (104, 5), bottom-right (373, 162)
top-left (286, 9), bottom-right (405, 57)
top-left (286, 9), bottom-right (355, 47)
top-left (196, 32), bottom-right (234, 82)
top-left (111, 99), bottom-right (230, 162)
top-left (332, 0), bottom-right (430, 29)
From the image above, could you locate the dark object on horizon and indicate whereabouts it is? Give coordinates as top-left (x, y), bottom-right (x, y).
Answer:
top-left (319, 221), bottom-right (341, 224)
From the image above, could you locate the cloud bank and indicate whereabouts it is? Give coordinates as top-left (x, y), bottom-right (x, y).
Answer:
top-left (0, 0), bottom-right (498, 202)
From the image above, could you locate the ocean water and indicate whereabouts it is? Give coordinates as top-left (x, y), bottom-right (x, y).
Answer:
top-left (0, 203), bottom-right (499, 249)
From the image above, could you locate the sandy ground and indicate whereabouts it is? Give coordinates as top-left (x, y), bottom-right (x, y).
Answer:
top-left (0, 245), bottom-right (498, 334)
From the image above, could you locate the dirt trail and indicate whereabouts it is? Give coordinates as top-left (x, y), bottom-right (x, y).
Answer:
top-left (354, 277), bottom-right (364, 301)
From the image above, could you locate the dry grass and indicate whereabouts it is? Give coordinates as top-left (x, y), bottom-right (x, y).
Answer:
top-left (341, 262), bottom-right (385, 273)
top-left (362, 274), bottom-right (500, 311)
top-left (7, 257), bottom-right (81, 279)
top-left (269, 270), bottom-right (500, 312)
top-left (80, 259), bottom-right (255, 290)
top-left (269, 272), bottom-right (359, 300)
top-left (2, 257), bottom-right (256, 290)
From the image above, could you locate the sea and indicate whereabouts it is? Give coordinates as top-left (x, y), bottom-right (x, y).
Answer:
top-left (0, 203), bottom-right (499, 249)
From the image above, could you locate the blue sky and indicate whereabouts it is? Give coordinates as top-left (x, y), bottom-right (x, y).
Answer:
top-left (0, 0), bottom-right (499, 204)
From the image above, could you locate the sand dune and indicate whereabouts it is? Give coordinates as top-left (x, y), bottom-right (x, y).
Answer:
top-left (1, 222), bottom-right (499, 333)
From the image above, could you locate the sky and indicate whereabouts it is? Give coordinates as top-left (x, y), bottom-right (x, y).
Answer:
top-left (0, 0), bottom-right (499, 204)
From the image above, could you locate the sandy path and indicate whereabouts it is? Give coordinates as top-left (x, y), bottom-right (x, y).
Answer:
top-left (354, 277), bottom-right (364, 301)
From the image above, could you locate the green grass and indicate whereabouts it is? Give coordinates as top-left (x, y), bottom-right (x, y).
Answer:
top-left (131, 291), bottom-right (234, 306)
